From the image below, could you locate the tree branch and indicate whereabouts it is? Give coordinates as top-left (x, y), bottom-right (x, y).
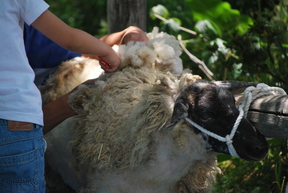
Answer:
top-left (178, 35), bottom-right (214, 80)
top-left (153, 13), bottom-right (198, 36)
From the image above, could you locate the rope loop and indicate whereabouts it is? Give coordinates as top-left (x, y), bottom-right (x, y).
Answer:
top-left (240, 83), bottom-right (286, 116)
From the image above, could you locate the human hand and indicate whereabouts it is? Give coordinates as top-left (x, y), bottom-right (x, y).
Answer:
top-left (120, 26), bottom-right (149, 45)
top-left (98, 56), bottom-right (111, 69)
top-left (99, 50), bottom-right (120, 72)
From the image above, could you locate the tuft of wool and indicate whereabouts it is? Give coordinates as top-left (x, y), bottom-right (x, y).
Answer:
top-left (117, 41), bottom-right (157, 69)
top-left (116, 27), bottom-right (183, 75)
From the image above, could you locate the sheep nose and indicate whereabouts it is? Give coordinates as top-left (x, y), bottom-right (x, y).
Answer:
top-left (243, 136), bottom-right (269, 161)
top-left (251, 141), bottom-right (269, 154)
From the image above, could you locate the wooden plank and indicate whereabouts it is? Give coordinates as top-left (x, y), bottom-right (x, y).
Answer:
top-left (245, 95), bottom-right (288, 138)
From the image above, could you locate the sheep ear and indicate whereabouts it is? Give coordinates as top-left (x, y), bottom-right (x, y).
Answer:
top-left (212, 80), bottom-right (258, 95)
top-left (166, 98), bottom-right (189, 130)
top-left (166, 81), bottom-right (206, 130)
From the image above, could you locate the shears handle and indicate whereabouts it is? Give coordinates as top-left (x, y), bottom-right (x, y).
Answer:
top-left (98, 56), bottom-right (111, 69)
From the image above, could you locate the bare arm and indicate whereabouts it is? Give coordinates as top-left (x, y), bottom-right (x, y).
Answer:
top-left (31, 10), bottom-right (120, 72)
top-left (42, 92), bottom-right (74, 134)
top-left (42, 79), bottom-right (98, 134)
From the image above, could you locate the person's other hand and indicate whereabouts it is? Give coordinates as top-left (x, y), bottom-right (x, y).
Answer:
top-left (120, 26), bottom-right (149, 45)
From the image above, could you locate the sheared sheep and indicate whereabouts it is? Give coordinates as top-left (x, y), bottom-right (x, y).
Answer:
top-left (43, 28), bottom-right (268, 193)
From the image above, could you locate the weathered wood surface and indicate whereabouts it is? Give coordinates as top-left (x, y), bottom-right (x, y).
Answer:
top-left (107, 0), bottom-right (147, 33)
top-left (244, 95), bottom-right (288, 138)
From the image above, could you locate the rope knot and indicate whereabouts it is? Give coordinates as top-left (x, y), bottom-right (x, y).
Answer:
top-left (225, 135), bottom-right (233, 145)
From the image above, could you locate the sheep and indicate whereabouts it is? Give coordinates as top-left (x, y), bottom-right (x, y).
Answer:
top-left (43, 27), bottom-right (268, 193)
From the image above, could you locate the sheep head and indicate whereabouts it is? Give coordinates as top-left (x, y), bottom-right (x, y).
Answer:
top-left (168, 80), bottom-right (268, 161)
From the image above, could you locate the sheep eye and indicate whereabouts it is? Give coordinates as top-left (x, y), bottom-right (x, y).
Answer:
top-left (199, 115), bottom-right (211, 123)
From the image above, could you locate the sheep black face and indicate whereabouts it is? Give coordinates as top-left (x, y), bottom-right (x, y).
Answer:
top-left (168, 80), bottom-right (268, 161)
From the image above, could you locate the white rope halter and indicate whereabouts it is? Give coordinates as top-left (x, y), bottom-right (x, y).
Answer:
top-left (185, 83), bottom-right (286, 157)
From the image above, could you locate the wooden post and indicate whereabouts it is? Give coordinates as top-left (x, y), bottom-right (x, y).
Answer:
top-left (236, 95), bottom-right (288, 138)
top-left (107, 0), bottom-right (147, 33)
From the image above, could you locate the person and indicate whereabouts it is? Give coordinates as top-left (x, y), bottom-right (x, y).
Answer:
top-left (0, 0), bottom-right (121, 192)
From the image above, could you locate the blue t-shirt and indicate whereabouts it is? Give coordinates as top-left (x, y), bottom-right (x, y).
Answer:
top-left (24, 23), bottom-right (81, 85)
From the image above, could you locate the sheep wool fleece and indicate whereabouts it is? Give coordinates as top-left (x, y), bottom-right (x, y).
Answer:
top-left (44, 28), bottom-right (220, 193)
top-left (68, 28), bottom-right (202, 170)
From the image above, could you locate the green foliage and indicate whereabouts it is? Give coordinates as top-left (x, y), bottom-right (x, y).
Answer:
top-left (46, 0), bottom-right (107, 37)
top-left (186, 0), bottom-right (253, 35)
top-left (150, 4), bottom-right (170, 19)
top-left (214, 139), bottom-right (287, 193)
top-left (148, 0), bottom-right (195, 36)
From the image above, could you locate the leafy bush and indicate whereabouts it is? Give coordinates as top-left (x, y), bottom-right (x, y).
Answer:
top-left (46, 0), bottom-right (107, 37)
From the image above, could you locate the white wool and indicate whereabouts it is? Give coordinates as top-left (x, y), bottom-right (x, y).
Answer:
top-left (149, 40), bottom-right (183, 74)
top-left (118, 41), bottom-right (157, 68)
top-left (147, 27), bottom-right (175, 40)
top-left (61, 57), bottom-right (104, 82)
top-left (148, 38), bottom-right (182, 57)
top-left (116, 27), bottom-right (183, 75)
top-left (147, 27), bottom-right (182, 57)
